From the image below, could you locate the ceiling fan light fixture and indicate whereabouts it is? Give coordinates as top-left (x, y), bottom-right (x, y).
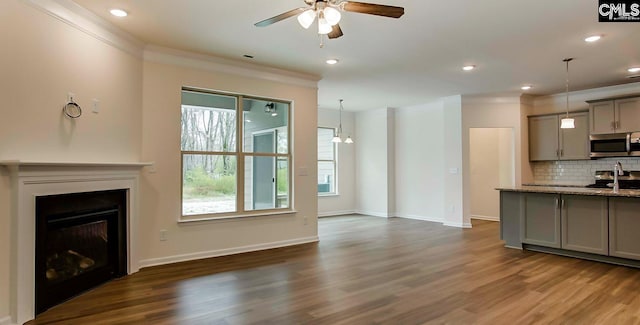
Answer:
top-left (298, 9), bottom-right (316, 29)
top-left (318, 18), bottom-right (332, 34)
top-left (323, 7), bottom-right (341, 25)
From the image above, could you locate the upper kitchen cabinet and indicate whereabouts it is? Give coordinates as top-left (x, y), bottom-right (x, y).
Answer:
top-left (588, 95), bottom-right (640, 134)
top-left (529, 111), bottom-right (589, 161)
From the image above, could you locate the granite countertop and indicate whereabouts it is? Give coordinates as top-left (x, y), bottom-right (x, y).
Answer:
top-left (496, 185), bottom-right (640, 198)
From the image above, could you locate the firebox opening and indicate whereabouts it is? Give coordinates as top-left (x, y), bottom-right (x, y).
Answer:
top-left (35, 189), bottom-right (127, 315)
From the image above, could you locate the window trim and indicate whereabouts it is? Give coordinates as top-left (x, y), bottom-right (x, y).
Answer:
top-left (180, 87), bottom-right (293, 220)
top-left (317, 126), bottom-right (338, 196)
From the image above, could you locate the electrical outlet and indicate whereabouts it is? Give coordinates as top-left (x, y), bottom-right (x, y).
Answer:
top-left (160, 229), bottom-right (168, 241)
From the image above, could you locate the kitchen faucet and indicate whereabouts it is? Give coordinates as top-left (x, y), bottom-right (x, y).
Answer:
top-left (613, 161), bottom-right (624, 192)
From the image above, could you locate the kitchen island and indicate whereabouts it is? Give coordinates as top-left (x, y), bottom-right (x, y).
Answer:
top-left (498, 185), bottom-right (640, 267)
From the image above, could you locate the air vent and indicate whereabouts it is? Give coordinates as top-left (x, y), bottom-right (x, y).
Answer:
top-left (628, 75), bottom-right (640, 79)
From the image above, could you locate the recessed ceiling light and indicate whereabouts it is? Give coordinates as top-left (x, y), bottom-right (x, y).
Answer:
top-left (326, 59), bottom-right (339, 65)
top-left (462, 65), bottom-right (476, 71)
top-left (109, 9), bottom-right (128, 17)
top-left (629, 67), bottom-right (640, 73)
top-left (584, 35), bottom-right (602, 42)
top-left (521, 85), bottom-right (532, 90)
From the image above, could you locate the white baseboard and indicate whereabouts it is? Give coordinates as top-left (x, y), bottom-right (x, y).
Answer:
top-left (443, 221), bottom-right (473, 228)
top-left (318, 210), bottom-right (356, 217)
top-left (394, 213), bottom-right (444, 223)
top-left (471, 214), bottom-right (499, 222)
top-left (355, 210), bottom-right (391, 218)
top-left (139, 236), bottom-right (319, 268)
top-left (0, 315), bottom-right (13, 325)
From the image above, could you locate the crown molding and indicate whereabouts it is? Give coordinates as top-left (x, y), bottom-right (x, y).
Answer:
top-left (24, 0), bottom-right (320, 88)
top-left (144, 45), bottom-right (320, 89)
top-left (23, 0), bottom-right (145, 58)
top-left (533, 82), bottom-right (640, 108)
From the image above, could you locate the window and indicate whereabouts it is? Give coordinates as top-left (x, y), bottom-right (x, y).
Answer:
top-left (181, 89), bottom-right (291, 218)
top-left (318, 127), bottom-right (337, 195)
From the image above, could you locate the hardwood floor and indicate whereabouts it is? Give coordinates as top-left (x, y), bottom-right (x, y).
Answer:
top-left (28, 215), bottom-right (640, 324)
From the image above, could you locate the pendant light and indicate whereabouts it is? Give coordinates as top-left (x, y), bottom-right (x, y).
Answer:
top-left (560, 58), bottom-right (575, 129)
top-left (332, 99), bottom-right (353, 144)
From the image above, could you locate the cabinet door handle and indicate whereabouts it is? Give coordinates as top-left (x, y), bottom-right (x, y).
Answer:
top-left (555, 198), bottom-right (559, 209)
top-left (561, 199), bottom-right (565, 210)
top-left (616, 121), bottom-right (620, 129)
top-left (611, 121), bottom-right (616, 130)
top-left (560, 149), bottom-right (563, 157)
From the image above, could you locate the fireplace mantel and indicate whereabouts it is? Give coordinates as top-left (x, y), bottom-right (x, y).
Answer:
top-left (1, 160), bottom-right (151, 324)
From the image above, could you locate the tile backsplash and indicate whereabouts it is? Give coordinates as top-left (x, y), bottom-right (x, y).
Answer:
top-left (532, 157), bottom-right (640, 185)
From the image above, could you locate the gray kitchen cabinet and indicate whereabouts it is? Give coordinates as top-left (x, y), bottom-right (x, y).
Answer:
top-left (590, 101), bottom-right (616, 134)
top-left (609, 197), bottom-right (640, 260)
top-left (521, 193), bottom-right (561, 248)
top-left (500, 191), bottom-right (522, 249)
top-left (589, 96), bottom-right (640, 134)
top-left (561, 195), bottom-right (608, 255)
top-left (529, 115), bottom-right (559, 161)
top-left (559, 112), bottom-right (589, 160)
top-left (529, 112), bottom-right (589, 161)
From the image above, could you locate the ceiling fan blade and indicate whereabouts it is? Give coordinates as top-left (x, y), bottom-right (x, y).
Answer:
top-left (342, 1), bottom-right (405, 18)
top-left (255, 8), bottom-right (306, 27)
top-left (328, 24), bottom-right (344, 39)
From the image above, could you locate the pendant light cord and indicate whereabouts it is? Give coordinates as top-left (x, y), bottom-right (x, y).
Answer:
top-left (338, 99), bottom-right (344, 135)
top-left (564, 58), bottom-right (573, 118)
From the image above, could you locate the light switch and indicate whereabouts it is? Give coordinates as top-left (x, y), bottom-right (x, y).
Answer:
top-left (92, 99), bottom-right (100, 113)
top-left (449, 168), bottom-right (459, 174)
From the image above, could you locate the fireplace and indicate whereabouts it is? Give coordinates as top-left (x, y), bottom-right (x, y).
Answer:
top-left (1, 161), bottom-right (147, 324)
top-left (35, 190), bottom-right (127, 314)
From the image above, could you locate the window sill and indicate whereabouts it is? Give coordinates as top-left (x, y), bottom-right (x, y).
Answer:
top-left (178, 209), bottom-right (297, 224)
top-left (318, 193), bottom-right (339, 197)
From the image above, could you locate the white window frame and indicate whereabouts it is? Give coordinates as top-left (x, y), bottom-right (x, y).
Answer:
top-left (317, 126), bottom-right (338, 196)
top-left (180, 87), bottom-right (292, 221)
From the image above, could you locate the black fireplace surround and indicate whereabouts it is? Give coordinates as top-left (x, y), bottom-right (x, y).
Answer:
top-left (35, 190), bottom-right (127, 314)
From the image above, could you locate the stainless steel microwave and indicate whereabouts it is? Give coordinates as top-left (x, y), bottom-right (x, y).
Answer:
top-left (589, 133), bottom-right (630, 158)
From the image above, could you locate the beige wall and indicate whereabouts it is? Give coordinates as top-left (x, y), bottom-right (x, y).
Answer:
top-left (443, 96), bottom-right (465, 227)
top-left (469, 128), bottom-right (514, 220)
top-left (355, 108), bottom-right (393, 217)
top-left (0, 0), bottom-right (143, 319)
top-left (317, 109), bottom-right (356, 216)
top-left (139, 57), bottom-right (318, 264)
top-left (394, 101), bottom-right (446, 222)
top-left (462, 95), bottom-right (527, 226)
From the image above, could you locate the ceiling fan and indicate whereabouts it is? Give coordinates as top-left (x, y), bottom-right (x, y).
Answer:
top-left (255, 0), bottom-right (404, 41)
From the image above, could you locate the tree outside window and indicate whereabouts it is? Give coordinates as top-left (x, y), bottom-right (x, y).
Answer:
top-left (181, 89), bottom-right (291, 217)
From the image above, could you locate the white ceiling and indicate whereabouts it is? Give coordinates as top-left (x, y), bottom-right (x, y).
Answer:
top-left (73, 0), bottom-right (640, 111)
